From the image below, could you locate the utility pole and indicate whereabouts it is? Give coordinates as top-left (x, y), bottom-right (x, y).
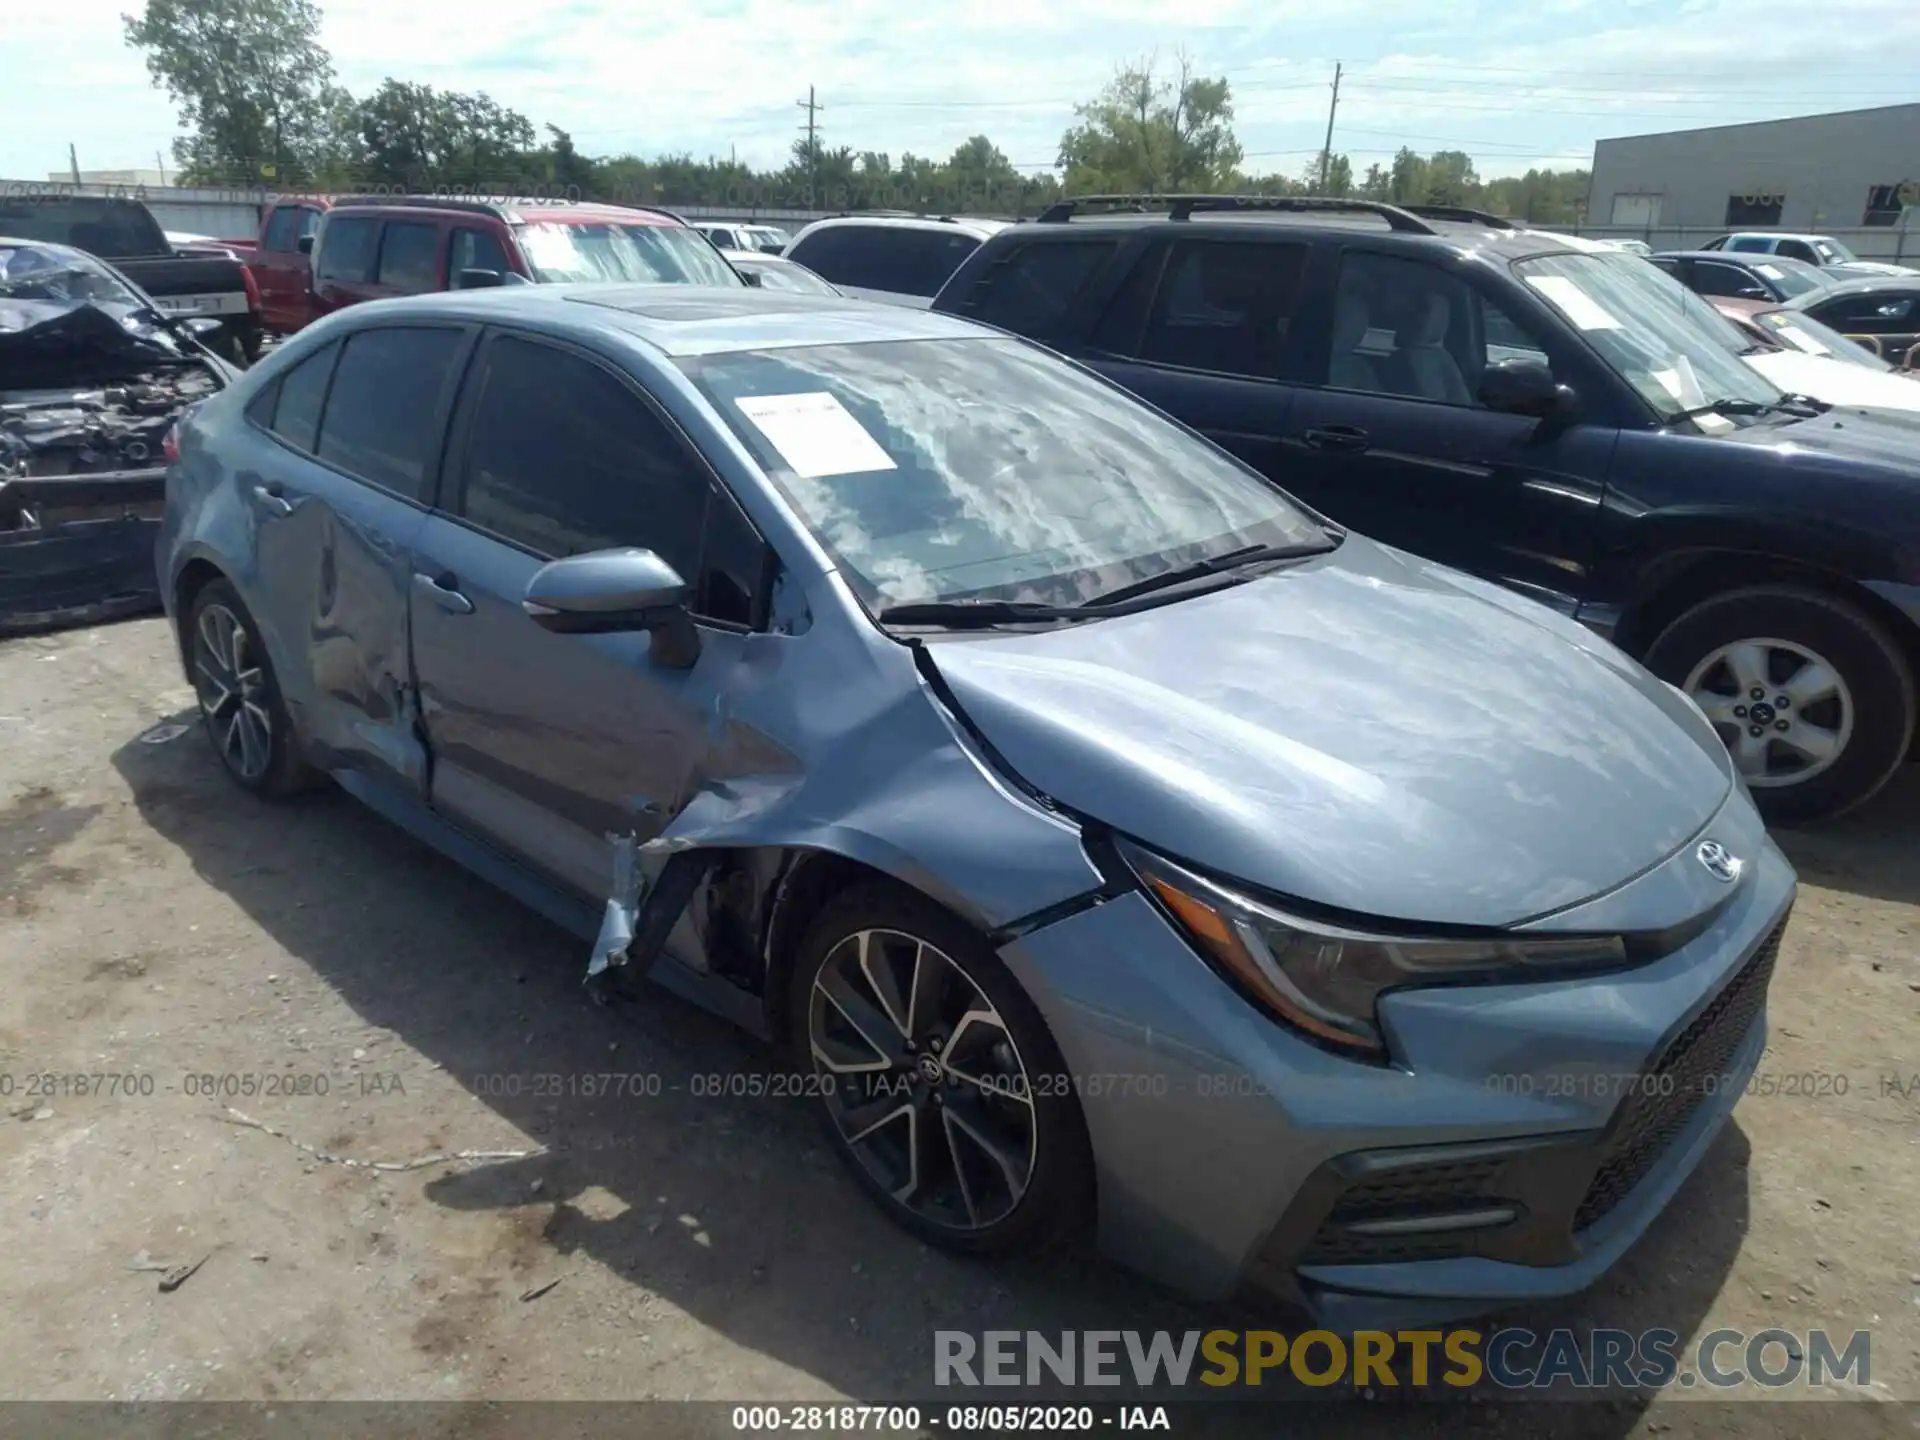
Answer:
top-left (797, 86), bottom-right (822, 210)
top-left (155, 150), bottom-right (168, 187)
top-left (1317, 62), bottom-right (1342, 193)
top-left (69, 143), bottom-right (81, 185)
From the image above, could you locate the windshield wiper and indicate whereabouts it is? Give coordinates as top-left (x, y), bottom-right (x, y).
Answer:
top-left (1085, 540), bottom-right (1332, 607)
top-left (1667, 394), bottom-right (1824, 426)
top-left (876, 599), bottom-right (1107, 628)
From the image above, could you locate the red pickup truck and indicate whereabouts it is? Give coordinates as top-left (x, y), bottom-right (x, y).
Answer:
top-left (244, 194), bottom-right (737, 335)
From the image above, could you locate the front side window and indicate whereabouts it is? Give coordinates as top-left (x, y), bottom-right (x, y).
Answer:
top-left (1814, 291), bottom-right (1917, 333)
top-left (513, 222), bottom-right (742, 287)
top-left (316, 216), bottom-right (379, 284)
top-left (315, 327), bottom-right (466, 500)
top-left (1776, 239), bottom-right (1819, 265)
top-left (376, 221), bottom-right (440, 290)
top-left (681, 337), bottom-right (1332, 610)
top-left (1690, 261), bottom-right (1767, 299)
top-left (263, 207), bottom-right (299, 252)
top-left (965, 239), bottom-right (1120, 341)
top-left (450, 227), bottom-right (513, 280)
top-left (1515, 250), bottom-right (1780, 424)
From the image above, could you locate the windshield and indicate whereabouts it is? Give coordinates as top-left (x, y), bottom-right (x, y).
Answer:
top-left (1515, 251), bottom-right (1781, 424)
top-left (682, 338), bottom-right (1332, 609)
top-left (514, 222), bottom-right (743, 287)
top-left (1754, 259), bottom-right (1833, 298)
top-left (1752, 308), bottom-right (1893, 371)
top-left (1813, 238), bottom-right (1856, 264)
top-left (748, 226), bottom-right (790, 250)
top-left (0, 242), bottom-right (148, 310)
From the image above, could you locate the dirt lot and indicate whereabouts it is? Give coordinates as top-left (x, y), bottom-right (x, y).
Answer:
top-left (0, 617), bottom-right (1915, 1438)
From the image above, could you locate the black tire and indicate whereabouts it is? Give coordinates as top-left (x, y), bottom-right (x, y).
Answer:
top-left (790, 881), bottom-right (1093, 1255)
top-left (1643, 585), bottom-right (1915, 824)
top-left (186, 579), bottom-right (319, 797)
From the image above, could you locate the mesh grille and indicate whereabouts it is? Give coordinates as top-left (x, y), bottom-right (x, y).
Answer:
top-left (1573, 920), bottom-right (1784, 1232)
top-left (1301, 1157), bottom-right (1508, 1264)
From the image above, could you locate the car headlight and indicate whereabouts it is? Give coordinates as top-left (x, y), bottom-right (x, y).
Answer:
top-left (1117, 838), bottom-right (1627, 1057)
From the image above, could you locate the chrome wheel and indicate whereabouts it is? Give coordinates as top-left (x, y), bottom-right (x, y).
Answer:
top-left (1685, 636), bottom-right (1854, 788)
top-left (193, 602), bottom-right (273, 783)
top-left (808, 928), bottom-right (1037, 1232)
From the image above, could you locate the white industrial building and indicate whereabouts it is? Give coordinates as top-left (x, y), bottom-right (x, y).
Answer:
top-left (1585, 103), bottom-right (1920, 261)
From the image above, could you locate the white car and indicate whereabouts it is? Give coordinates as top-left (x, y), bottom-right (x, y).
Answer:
top-left (782, 213), bottom-right (1008, 309)
top-left (1709, 295), bottom-right (1920, 413)
top-left (693, 221), bottom-right (789, 254)
top-left (1706, 232), bottom-right (1914, 280)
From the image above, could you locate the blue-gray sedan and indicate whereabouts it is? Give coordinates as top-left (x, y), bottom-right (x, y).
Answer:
top-left (157, 284), bottom-right (1796, 1326)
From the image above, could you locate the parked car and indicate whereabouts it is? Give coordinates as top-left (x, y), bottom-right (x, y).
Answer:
top-left (1778, 275), bottom-right (1920, 368)
top-left (1702, 232), bottom-right (1914, 280)
top-left (783, 213), bottom-right (1007, 309)
top-left (721, 248), bottom-right (840, 295)
top-left (2, 238), bottom-right (233, 632)
top-left (694, 221), bottom-right (791, 254)
top-left (1596, 238), bottom-right (1653, 257)
top-left (306, 197), bottom-right (742, 322)
top-left (245, 195), bottom-right (338, 336)
top-left (159, 282), bottom-right (1795, 1325)
top-left (1700, 296), bottom-right (1920, 413)
top-left (1650, 250), bottom-right (1834, 303)
top-left (0, 194), bottom-right (260, 361)
top-left (930, 194), bottom-right (1920, 822)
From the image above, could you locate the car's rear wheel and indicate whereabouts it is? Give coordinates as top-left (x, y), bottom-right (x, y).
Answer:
top-left (791, 882), bottom-right (1091, 1254)
top-left (187, 579), bottom-right (315, 796)
top-left (1644, 585), bottom-right (1915, 824)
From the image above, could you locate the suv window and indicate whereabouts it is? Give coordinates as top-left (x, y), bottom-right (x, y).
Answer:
top-left (1324, 251), bottom-right (1552, 406)
top-left (1130, 240), bottom-right (1308, 380)
top-left (377, 221), bottom-right (439, 290)
top-left (960, 239), bottom-right (1119, 340)
top-left (263, 206), bottom-right (299, 252)
top-left (1727, 236), bottom-right (1770, 253)
top-left (794, 225), bottom-right (979, 297)
top-left (315, 327), bottom-right (467, 501)
top-left (248, 341), bottom-right (340, 452)
top-left (450, 227), bottom-right (513, 281)
top-left (316, 216), bottom-right (379, 284)
top-left (1777, 239), bottom-right (1819, 264)
top-left (455, 334), bottom-right (767, 624)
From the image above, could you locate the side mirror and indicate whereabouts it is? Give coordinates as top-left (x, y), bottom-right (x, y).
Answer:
top-left (456, 267), bottom-right (505, 289)
top-left (521, 548), bottom-right (701, 667)
top-left (297, 235), bottom-right (314, 254)
top-left (1479, 356), bottom-right (1576, 420)
top-left (1739, 285), bottom-right (1769, 300)
top-left (738, 268), bottom-right (764, 287)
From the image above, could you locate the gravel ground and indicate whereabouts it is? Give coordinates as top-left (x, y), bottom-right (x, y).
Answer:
top-left (0, 617), bottom-right (1914, 1439)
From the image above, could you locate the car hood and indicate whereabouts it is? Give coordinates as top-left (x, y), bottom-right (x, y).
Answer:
top-left (926, 538), bottom-right (1733, 928)
top-left (0, 297), bottom-right (192, 388)
top-left (1712, 400), bottom-right (1920, 469)
top-left (1744, 349), bottom-right (1920, 414)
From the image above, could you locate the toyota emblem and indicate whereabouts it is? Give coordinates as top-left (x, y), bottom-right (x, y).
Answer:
top-left (1696, 840), bottom-right (1742, 884)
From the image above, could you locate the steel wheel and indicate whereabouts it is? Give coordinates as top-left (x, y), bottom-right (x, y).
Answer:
top-left (808, 927), bottom-right (1038, 1233)
top-left (193, 601), bottom-right (274, 784)
top-left (1684, 636), bottom-right (1854, 788)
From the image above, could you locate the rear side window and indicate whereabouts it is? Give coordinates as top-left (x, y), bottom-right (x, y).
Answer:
top-left (1690, 262), bottom-right (1766, 299)
top-left (792, 225), bottom-right (978, 297)
top-left (959, 239), bottom-right (1119, 340)
top-left (250, 341), bottom-right (340, 453)
top-left (263, 206), bottom-right (299, 252)
top-left (450, 227), bottom-right (512, 278)
top-left (1133, 240), bottom-right (1309, 380)
top-left (315, 327), bottom-right (467, 501)
top-left (316, 216), bottom-right (379, 284)
top-left (377, 222), bottom-right (440, 290)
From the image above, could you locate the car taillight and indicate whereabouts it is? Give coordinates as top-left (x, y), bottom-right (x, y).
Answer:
top-left (240, 262), bottom-right (260, 309)
top-left (162, 425), bottom-right (181, 464)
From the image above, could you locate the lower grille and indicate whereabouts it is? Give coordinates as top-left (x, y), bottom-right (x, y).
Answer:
top-left (1301, 1155), bottom-right (1509, 1264)
top-left (1573, 919), bottom-right (1784, 1232)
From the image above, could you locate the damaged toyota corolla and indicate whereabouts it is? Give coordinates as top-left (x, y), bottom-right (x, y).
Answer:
top-left (2, 238), bottom-right (233, 633)
top-left (158, 285), bottom-right (1796, 1326)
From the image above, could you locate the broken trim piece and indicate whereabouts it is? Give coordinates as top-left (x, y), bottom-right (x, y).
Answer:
top-left (588, 832), bottom-right (720, 982)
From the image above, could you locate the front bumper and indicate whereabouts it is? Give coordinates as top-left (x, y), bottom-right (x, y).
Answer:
top-left (995, 795), bottom-right (1795, 1324)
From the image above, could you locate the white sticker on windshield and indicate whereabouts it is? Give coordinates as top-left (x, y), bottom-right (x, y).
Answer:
top-left (1525, 275), bottom-right (1623, 331)
top-left (734, 391), bottom-right (897, 479)
top-left (1756, 264), bottom-right (1783, 279)
top-left (1777, 326), bottom-right (1830, 356)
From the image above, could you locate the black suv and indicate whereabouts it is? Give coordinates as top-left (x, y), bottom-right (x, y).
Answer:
top-left (931, 195), bottom-right (1920, 823)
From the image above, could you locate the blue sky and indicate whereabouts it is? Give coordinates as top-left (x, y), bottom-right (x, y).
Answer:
top-left (5, 0), bottom-right (1918, 184)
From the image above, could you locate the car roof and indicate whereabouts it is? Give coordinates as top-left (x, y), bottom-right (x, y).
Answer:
top-left (322, 197), bottom-right (684, 227)
top-left (719, 248), bottom-right (792, 263)
top-left (793, 214), bottom-right (1009, 240)
top-left (1725, 231), bottom-right (1836, 243)
top-left (1655, 250), bottom-right (1814, 266)
top-left (340, 283), bottom-right (993, 356)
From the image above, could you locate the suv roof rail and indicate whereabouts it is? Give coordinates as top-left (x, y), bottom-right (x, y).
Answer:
top-left (1398, 203), bottom-right (1517, 230)
top-left (824, 209), bottom-right (953, 221)
top-left (323, 194), bottom-right (688, 225)
top-left (1032, 193), bottom-right (1439, 233)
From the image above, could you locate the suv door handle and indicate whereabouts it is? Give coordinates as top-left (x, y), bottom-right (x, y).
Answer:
top-left (413, 572), bottom-right (474, 616)
top-left (251, 483), bottom-right (294, 517)
top-left (1302, 425), bottom-right (1371, 453)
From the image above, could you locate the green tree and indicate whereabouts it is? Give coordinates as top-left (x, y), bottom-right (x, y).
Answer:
top-left (544, 124), bottom-right (596, 196)
top-left (122, 0), bottom-right (346, 185)
top-left (349, 80), bottom-right (537, 189)
top-left (1057, 53), bottom-right (1243, 194)
top-left (1422, 149), bottom-right (1479, 206)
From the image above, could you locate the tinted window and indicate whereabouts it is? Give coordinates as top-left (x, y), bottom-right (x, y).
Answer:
top-left (1090, 245), bottom-right (1170, 355)
top-left (1814, 291), bottom-right (1917, 333)
top-left (316, 216), bottom-right (379, 284)
top-left (1690, 262), bottom-right (1766, 299)
top-left (1134, 241), bottom-right (1307, 380)
top-left (1726, 236), bottom-right (1769, 253)
top-left (377, 221), bottom-right (440, 290)
top-left (316, 328), bottom-right (465, 500)
top-left (263, 206), bottom-right (299, 252)
top-left (0, 197), bottom-right (166, 256)
top-left (450, 227), bottom-right (513, 281)
top-left (259, 342), bottom-right (339, 452)
top-left (793, 226), bottom-right (978, 297)
top-left (456, 335), bottom-right (719, 605)
top-left (963, 239), bottom-right (1119, 340)
top-left (298, 207), bottom-right (323, 241)
top-left (1776, 239), bottom-right (1818, 264)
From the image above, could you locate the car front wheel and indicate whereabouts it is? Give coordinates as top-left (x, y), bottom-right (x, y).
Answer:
top-left (792, 883), bottom-right (1092, 1254)
top-left (1645, 585), bottom-right (1915, 824)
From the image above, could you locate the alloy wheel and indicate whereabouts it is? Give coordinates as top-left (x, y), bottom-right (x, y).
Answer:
top-left (808, 928), bottom-right (1038, 1232)
top-left (1685, 636), bottom-right (1855, 788)
top-left (193, 602), bottom-right (274, 784)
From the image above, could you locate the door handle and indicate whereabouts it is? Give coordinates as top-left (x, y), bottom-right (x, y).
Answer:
top-left (251, 483), bottom-right (294, 517)
top-left (1302, 425), bottom-right (1371, 453)
top-left (413, 571), bottom-right (475, 615)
